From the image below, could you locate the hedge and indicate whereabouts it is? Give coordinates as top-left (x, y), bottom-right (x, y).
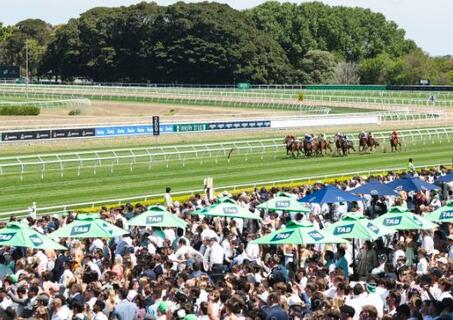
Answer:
top-left (0, 106), bottom-right (40, 116)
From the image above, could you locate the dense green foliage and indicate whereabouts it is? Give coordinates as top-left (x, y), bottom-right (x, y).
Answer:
top-left (39, 2), bottom-right (292, 83)
top-left (0, 105), bottom-right (40, 115)
top-left (0, 19), bottom-right (52, 78)
top-left (0, 1), bottom-right (451, 84)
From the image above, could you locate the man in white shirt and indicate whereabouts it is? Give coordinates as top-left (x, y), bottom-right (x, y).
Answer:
top-left (245, 235), bottom-right (260, 261)
top-left (51, 297), bottom-right (72, 320)
top-left (207, 238), bottom-right (225, 272)
top-left (416, 248), bottom-right (428, 275)
top-left (392, 242), bottom-right (406, 268)
top-left (92, 300), bottom-right (108, 320)
top-left (421, 230), bottom-right (435, 254)
top-left (173, 238), bottom-right (203, 264)
top-left (200, 224), bottom-right (218, 242)
top-left (345, 284), bottom-right (368, 320)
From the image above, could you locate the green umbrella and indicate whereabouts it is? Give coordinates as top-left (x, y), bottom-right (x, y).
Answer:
top-left (325, 213), bottom-right (395, 240)
top-left (251, 221), bottom-right (347, 245)
top-left (257, 195), bottom-right (310, 213)
top-left (373, 206), bottom-right (437, 230)
top-left (192, 202), bottom-right (261, 220)
top-left (128, 205), bottom-right (188, 228)
top-left (49, 214), bottom-right (127, 239)
top-left (216, 197), bottom-right (236, 204)
top-left (425, 201), bottom-right (453, 223)
top-left (0, 222), bottom-right (66, 250)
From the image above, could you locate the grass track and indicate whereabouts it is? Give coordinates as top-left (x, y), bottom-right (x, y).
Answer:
top-left (0, 140), bottom-right (452, 212)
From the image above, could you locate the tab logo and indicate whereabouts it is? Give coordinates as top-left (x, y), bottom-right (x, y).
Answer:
top-left (101, 223), bottom-right (113, 234)
top-left (308, 230), bottom-right (324, 241)
top-left (70, 224), bottom-right (91, 236)
top-left (146, 215), bottom-right (164, 224)
top-left (333, 224), bottom-right (354, 235)
top-left (440, 210), bottom-right (453, 220)
top-left (275, 200), bottom-right (290, 208)
top-left (411, 215), bottom-right (423, 227)
top-left (0, 233), bottom-right (15, 242)
top-left (271, 231), bottom-right (294, 242)
top-left (29, 234), bottom-right (43, 246)
top-left (383, 216), bottom-right (402, 226)
top-left (223, 207), bottom-right (239, 214)
top-left (367, 222), bottom-right (380, 234)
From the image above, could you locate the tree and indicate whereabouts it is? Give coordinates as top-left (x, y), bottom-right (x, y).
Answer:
top-left (0, 19), bottom-right (52, 78)
top-left (358, 53), bottom-right (393, 84)
top-left (246, 1), bottom-right (417, 80)
top-left (331, 62), bottom-right (360, 84)
top-left (41, 2), bottom-right (292, 83)
top-left (298, 50), bottom-right (336, 83)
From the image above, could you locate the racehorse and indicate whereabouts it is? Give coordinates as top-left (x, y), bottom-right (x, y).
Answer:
top-left (390, 135), bottom-right (401, 152)
top-left (359, 136), bottom-right (369, 152)
top-left (317, 137), bottom-right (332, 156)
top-left (303, 135), bottom-right (319, 157)
top-left (303, 138), bottom-right (315, 157)
top-left (366, 135), bottom-right (380, 151)
top-left (335, 136), bottom-right (355, 156)
top-left (284, 135), bottom-right (301, 158)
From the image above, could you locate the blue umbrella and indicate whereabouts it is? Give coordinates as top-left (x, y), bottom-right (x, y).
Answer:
top-left (350, 180), bottom-right (399, 196)
top-left (298, 185), bottom-right (362, 204)
top-left (436, 172), bottom-right (453, 183)
top-left (388, 176), bottom-right (440, 193)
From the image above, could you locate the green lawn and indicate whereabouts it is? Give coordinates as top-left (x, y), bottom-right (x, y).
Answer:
top-left (0, 139), bottom-right (451, 213)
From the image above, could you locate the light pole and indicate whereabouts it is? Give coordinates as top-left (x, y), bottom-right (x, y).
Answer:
top-left (25, 42), bottom-right (29, 99)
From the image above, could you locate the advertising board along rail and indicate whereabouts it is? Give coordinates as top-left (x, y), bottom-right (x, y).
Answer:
top-left (0, 113), bottom-right (380, 142)
top-left (0, 162), bottom-right (448, 221)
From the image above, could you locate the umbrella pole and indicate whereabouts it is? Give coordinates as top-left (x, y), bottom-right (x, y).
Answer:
top-left (352, 238), bottom-right (356, 277)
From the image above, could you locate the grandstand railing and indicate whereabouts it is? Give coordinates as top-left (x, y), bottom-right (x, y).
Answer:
top-left (0, 127), bottom-right (452, 180)
top-left (0, 162), bottom-right (448, 220)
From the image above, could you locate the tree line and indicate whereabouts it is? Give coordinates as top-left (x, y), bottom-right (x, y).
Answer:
top-left (0, 1), bottom-right (451, 85)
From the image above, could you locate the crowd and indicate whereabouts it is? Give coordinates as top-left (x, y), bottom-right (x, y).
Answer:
top-left (0, 166), bottom-right (452, 320)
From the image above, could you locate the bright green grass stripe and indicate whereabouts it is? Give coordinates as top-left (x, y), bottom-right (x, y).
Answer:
top-left (0, 141), bottom-right (451, 211)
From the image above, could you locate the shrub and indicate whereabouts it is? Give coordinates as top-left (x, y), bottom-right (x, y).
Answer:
top-left (68, 108), bottom-right (82, 116)
top-left (0, 106), bottom-right (40, 116)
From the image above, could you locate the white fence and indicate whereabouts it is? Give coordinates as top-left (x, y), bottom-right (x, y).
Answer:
top-left (1, 127), bottom-right (452, 180)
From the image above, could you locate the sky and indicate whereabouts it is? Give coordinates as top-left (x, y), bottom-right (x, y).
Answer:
top-left (1, 0), bottom-right (452, 56)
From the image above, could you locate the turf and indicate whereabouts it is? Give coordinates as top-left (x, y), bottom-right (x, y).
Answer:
top-left (0, 139), bottom-right (451, 213)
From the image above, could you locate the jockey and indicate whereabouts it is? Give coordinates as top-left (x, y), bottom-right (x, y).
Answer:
top-left (391, 130), bottom-right (399, 139)
top-left (368, 131), bottom-right (373, 139)
top-left (359, 131), bottom-right (367, 139)
top-left (320, 133), bottom-right (327, 141)
top-left (305, 134), bottom-right (314, 144)
top-left (342, 133), bottom-right (350, 142)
